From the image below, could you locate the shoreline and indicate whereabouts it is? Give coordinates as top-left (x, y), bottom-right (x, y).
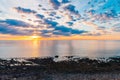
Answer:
top-left (1, 56), bottom-right (120, 80)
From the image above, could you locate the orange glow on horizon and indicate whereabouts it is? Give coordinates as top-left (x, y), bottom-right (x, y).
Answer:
top-left (0, 34), bottom-right (120, 40)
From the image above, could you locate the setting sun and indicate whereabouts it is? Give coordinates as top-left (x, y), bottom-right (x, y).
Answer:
top-left (31, 35), bottom-right (39, 39)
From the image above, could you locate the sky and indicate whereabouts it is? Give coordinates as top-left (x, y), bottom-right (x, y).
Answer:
top-left (0, 0), bottom-right (120, 40)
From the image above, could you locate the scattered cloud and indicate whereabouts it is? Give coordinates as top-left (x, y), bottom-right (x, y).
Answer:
top-left (0, 19), bottom-right (34, 35)
top-left (62, 0), bottom-right (70, 3)
top-left (0, 19), bottom-right (31, 27)
top-left (44, 19), bottom-right (58, 26)
top-left (49, 0), bottom-right (61, 9)
top-left (14, 7), bottom-right (37, 14)
top-left (112, 23), bottom-right (120, 32)
top-left (35, 14), bottom-right (45, 19)
top-left (0, 23), bottom-right (25, 35)
top-left (64, 4), bottom-right (79, 15)
top-left (0, 0), bottom-right (120, 37)
top-left (53, 25), bottom-right (87, 36)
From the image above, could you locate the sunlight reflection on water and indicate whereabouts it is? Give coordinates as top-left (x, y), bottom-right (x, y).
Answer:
top-left (0, 40), bottom-right (120, 58)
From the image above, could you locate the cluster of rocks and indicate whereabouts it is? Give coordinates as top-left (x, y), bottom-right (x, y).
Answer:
top-left (0, 56), bottom-right (120, 80)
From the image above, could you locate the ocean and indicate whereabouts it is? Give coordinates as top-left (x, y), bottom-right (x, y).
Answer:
top-left (0, 40), bottom-right (120, 58)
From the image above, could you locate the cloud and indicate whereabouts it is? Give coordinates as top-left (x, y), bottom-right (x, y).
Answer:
top-left (41, 19), bottom-right (87, 36)
top-left (35, 14), bottom-right (45, 19)
top-left (49, 0), bottom-right (61, 9)
top-left (0, 19), bottom-right (31, 27)
top-left (96, 26), bottom-right (106, 30)
top-left (14, 7), bottom-right (37, 14)
top-left (84, 0), bottom-right (120, 22)
top-left (1, 0), bottom-right (120, 37)
top-left (62, 0), bottom-right (70, 3)
top-left (112, 23), bottom-right (120, 32)
top-left (54, 25), bottom-right (87, 35)
top-left (64, 4), bottom-right (79, 14)
top-left (55, 16), bottom-right (61, 19)
top-left (44, 19), bottom-right (58, 26)
top-left (83, 33), bottom-right (102, 36)
top-left (82, 21), bottom-right (98, 29)
top-left (0, 23), bottom-right (25, 35)
top-left (53, 31), bottom-right (70, 36)
top-left (0, 19), bottom-right (34, 35)
top-left (48, 0), bottom-right (70, 10)
top-left (66, 22), bottom-right (73, 26)
top-left (40, 30), bottom-right (53, 37)
top-left (55, 26), bottom-right (70, 32)
top-left (49, 12), bottom-right (56, 16)
top-left (113, 27), bottom-right (120, 32)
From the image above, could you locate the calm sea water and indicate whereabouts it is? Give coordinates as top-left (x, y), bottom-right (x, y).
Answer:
top-left (0, 40), bottom-right (120, 58)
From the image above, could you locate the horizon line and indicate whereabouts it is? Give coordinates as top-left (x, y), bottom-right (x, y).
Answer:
top-left (0, 35), bottom-right (120, 40)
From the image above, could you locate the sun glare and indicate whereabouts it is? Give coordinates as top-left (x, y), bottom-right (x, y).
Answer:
top-left (31, 35), bottom-right (39, 39)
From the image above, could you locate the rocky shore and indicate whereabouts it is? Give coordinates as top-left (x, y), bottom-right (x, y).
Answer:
top-left (0, 56), bottom-right (120, 80)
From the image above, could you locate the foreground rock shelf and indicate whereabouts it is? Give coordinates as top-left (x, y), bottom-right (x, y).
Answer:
top-left (0, 56), bottom-right (120, 80)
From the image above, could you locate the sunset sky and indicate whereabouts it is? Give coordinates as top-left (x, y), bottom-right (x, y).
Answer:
top-left (0, 0), bottom-right (120, 40)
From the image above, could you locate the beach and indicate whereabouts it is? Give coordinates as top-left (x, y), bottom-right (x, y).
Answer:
top-left (0, 56), bottom-right (120, 80)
